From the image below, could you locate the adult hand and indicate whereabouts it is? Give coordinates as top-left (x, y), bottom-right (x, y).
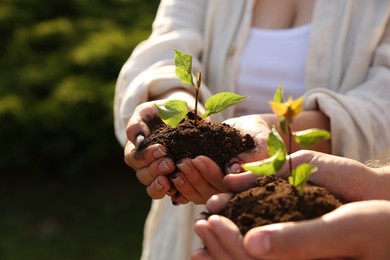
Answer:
top-left (224, 150), bottom-right (384, 201)
top-left (171, 115), bottom-right (272, 204)
top-left (193, 200), bottom-right (390, 260)
top-left (242, 200), bottom-right (390, 259)
top-left (124, 101), bottom-right (176, 199)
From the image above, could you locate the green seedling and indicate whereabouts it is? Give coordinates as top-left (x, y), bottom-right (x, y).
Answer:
top-left (154, 49), bottom-right (247, 128)
top-left (242, 84), bottom-right (330, 195)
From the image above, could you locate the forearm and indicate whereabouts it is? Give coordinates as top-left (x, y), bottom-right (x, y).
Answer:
top-left (261, 110), bottom-right (331, 154)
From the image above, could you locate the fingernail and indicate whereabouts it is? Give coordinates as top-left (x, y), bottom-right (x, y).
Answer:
top-left (153, 147), bottom-right (166, 159)
top-left (158, 160), bottom-right (171, 173)
top-left (171, 175), bottom-right (185, 187)
top-left (154, 178), bottom-right (163, 192)
top-left (135, 135), bottom-right (144, 147)
top-left (246, 232), bottom-right (271, 256)
top-left (228, 163), bottom-right (241, 174)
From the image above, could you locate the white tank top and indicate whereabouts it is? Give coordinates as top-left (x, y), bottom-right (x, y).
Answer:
top-left (235, 24), bottom-right (311, 116)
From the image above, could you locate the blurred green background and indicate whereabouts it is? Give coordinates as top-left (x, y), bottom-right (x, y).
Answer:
top-left (0, 0), bottom-right (160, 259)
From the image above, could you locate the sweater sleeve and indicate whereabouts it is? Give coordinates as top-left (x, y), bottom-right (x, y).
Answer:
top-left (114, 0), bottom-right (212, 146)
top-left (304, 24), bottom-right (390, 162)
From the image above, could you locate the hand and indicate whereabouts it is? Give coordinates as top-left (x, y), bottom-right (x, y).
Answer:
top-left (193, 200), bottom-right (390, 260)
top-left (124, 101), bottom-right (176, 199)
top-left (170, 156), bottom-right (227, 205)
top-left (242, 200), bottom-right (390, 259)
top-left (171, 115), bottom-right (272, 205)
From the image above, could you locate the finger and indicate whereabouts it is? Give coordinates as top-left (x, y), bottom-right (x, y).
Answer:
top-left (206, 193), bottom-right (233, 214)
top-left (286, 150), bottom-right (373, 201)
top-left (170, 172), bottom-right (205, 204)
top-left (176, 158), bottom-right (222, 203)
top-left (223, 171), bottom-right (259, 193)
top-left (124, 142), bottom-right (168, 170)
top-left (126, 102), bottom-right (161, 143)
top-left (194, 219), bottom-right (233, 260)
top-left (243, 203), bottom-right (372, 259)
top-left (191, 248), bottom-right (214, 260)
top-left (193, 156), bottom-right (226, 192)
top-left (135, 157), bottom-right (175, 185)
top-left (207, 215), bottom-right (257, 260)
top-left (146, 176), bottom-right (171, 199)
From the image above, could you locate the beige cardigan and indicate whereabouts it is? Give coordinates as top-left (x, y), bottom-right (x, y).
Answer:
top-left (114, 1), bottom-right (390, 259)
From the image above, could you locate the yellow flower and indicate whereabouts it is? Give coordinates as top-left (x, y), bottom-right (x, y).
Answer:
top-left (269, 96), bottom-right (303, 122)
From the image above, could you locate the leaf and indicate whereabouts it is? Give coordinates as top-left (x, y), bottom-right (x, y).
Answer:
top-left (242, 149), bottom-right (286, 176)
top-left (273, 83), bottom-right (284, 103)
top-left (174, 49), bottom-right (193, 85)
top-left (293, 129), bottom-right (331, 147)
top-left (202, 92), bottom-right (247, 118)
top-left (289, 163), bottom-right (318, 195)
top-left (267, 126), bottom-right (286, 157)
top-left (153, 100), bottom-right (188, 128)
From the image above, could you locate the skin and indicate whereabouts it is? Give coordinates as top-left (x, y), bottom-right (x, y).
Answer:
top-left (191, 150), bottom-right (390, 260)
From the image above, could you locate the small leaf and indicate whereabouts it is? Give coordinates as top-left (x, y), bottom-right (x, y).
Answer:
top-left (242, 149), bottom-right (286, 176)
top-left (267, 126), bottom-right (286, 157)
top-left (202, 92), bottom-right (247, 118)
top-left (293, 129), bottom-right (331, 147)
top-left (289, 163), bottom-right (317, 195)
top-left (174, 49), bottom-right (193, 85)
top-left (153, 100), bottom-right (188, 128)
top-left (273, 83), bottom-right (284, 103)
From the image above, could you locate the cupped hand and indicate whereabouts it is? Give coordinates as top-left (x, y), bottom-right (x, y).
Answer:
top-left (170, 156), bottom-right (227, 205)
top-left (124, 101), bottom-right (176, 199)
top-left (243, 200), bottom-right (390, 259)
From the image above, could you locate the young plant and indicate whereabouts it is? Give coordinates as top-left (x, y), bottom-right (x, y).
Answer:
top-left (242, 84), bottom-right (331, 195)
top-left (154, 49), bottom-right (247, 128)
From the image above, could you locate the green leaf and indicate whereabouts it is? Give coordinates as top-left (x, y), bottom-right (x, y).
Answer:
top-left (293, 129), bottom-right (331, 147)
top-left (201, 92), bottom-right (247, 118)
top-left (174, 49), bottom-right (193, 85)
top-left (153, 100), bottom-right (188, 128)
top-left (289, 163), bottom-right (318, 196)
top-left (273, 83), bottom-right (284, 103)
top-left (267, 126), bottom-right (286, 157)
top-left (242, 149), bottom-right (286, 176)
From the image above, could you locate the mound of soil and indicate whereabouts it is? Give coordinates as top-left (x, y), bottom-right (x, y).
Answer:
top-left (218, 175), bottom-right (343, 235)
top-left (138, 114), bottom-right (256, 170)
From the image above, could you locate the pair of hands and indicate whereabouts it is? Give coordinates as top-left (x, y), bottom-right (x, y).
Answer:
top-left (192, 150), bottom-right (390, 260)
top-left (124, 100), bottom-right (270, 204)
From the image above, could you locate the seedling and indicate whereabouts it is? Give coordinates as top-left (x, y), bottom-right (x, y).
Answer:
top-left (242, 85), bottom-right (331, 195)
top-left (154, 49), bottom-right (247, 128)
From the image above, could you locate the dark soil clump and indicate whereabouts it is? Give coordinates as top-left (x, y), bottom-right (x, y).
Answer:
top-left (138, 114), bottom-right (255, 170)
top-left (218, 175), bottom-right (343, 235)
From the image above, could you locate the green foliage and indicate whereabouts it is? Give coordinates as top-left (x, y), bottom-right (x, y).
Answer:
top-left (242, 127), bottom-right (286, 175)
top-left (156, 49), bottom-right (247, 128)
top-left (289, 164), bottom-right (318, 196)
top-left (174, 49), bottom-right (194, 85)
top-left (242, 86), bottom-right (331, 195)
top-left (202, 92), bottom-right (248, 118)
top-left (154, 100), bottom-right (188, 128)
top-left (293, 129), bottom-right (331, 147)
top-left (0, 0), bottom-right (160, 176)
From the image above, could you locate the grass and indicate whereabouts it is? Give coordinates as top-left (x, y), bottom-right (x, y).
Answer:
top-left (0, 160), bottom-right (151, 260)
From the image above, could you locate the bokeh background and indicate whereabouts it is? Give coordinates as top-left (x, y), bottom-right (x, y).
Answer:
top-left (0, 0), bottom-right (160, 259)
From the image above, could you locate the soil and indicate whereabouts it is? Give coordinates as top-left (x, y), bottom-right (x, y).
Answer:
top-left (138, 113), bottom-right (256, 171)
top-left (138, 113), bottom-right (343, 230)
top-left (217, 175), bottom-right (343, 235)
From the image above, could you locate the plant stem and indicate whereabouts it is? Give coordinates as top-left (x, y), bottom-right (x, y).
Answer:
top-left (194, 72), bottom-right (201, 127)
top-left (288, 124), bottom-right (293, 179)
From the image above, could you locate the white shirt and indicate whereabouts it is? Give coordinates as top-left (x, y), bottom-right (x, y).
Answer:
top-left (235, 24), bottom-right (311, 116)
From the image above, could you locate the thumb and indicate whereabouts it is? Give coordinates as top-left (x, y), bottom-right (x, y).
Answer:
top-left (243, 205), bottom-right (367, 259)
